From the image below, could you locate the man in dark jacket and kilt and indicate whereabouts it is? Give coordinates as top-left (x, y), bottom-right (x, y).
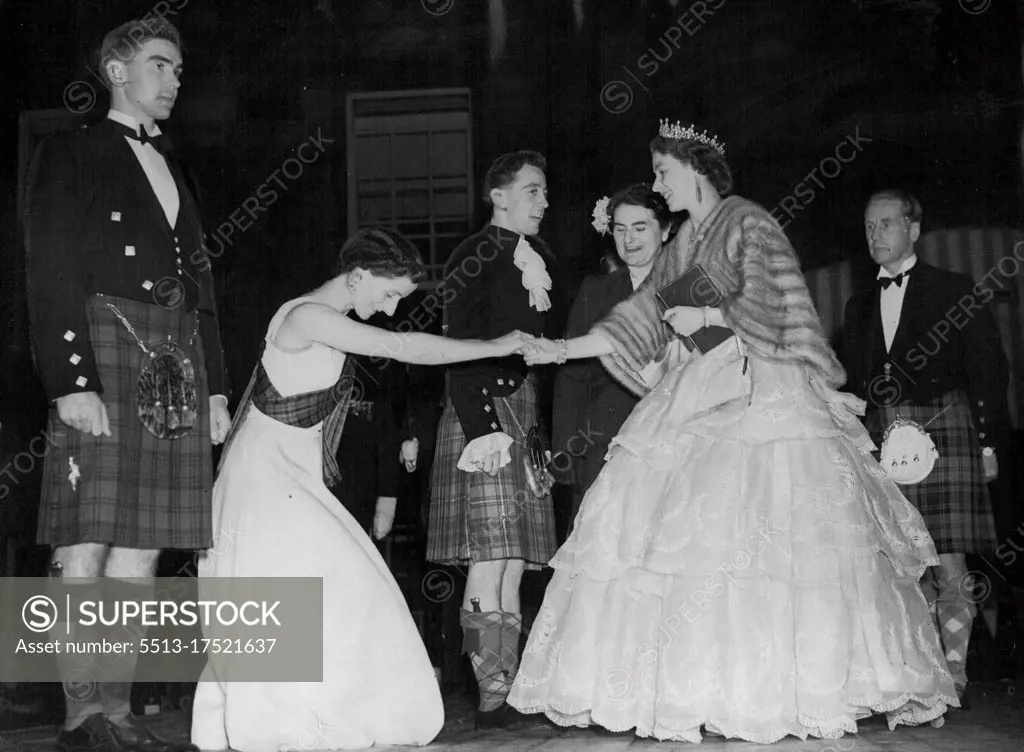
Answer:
top-left (840, 189), bottom-right (1010, 706)
top-left (426, 151), bottom-right (557, 728)
top-left (23, 19), bottom-right (229, 752)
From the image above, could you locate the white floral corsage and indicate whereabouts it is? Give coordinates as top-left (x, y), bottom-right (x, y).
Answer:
top-left (591, 196), bottom-right (611, 235)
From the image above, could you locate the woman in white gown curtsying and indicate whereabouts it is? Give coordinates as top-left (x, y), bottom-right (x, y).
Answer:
top-left (190, 227), bottom-right (532, 752)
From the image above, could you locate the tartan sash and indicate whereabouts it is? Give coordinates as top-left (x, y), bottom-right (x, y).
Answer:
top-left (217, 351), bottom-right (357, 488)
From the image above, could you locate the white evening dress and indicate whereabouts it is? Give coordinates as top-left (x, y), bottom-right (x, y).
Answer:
top-left (190, 297), bottom-right (444, 751)
top-left (507, 335), bottom-right (957, 743)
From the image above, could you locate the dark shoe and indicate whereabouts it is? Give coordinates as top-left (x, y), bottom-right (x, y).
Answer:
top-left (956, 683), bottom-right (972, 711)
top-left (474, 706), bottom-right (508, 730)
top-left (56, 715), bottom-right (122, 752)
top-left (110, 715), bottom-right (200, 752)
top-left (57, 714), bottom-right (198, 752)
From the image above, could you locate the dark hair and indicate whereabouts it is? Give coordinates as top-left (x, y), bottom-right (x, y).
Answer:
top-left (600, 254), bottom-right (622, 274)
top-left (649, 136), bottom-right (733, 196)
top-left (865, 189), bottom-right (922, 225)
top-left (97, 18), bottom-right (183, 89)
top-left (607, 183), bottom-right (678, 237)
top-left (483, 151), bottom-right (547, 206)
top-left (332, 227), bottom-right (426, 282)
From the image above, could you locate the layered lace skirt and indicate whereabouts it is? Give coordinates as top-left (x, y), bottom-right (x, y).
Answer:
top-left (507, 338), bottom-right (957, 743)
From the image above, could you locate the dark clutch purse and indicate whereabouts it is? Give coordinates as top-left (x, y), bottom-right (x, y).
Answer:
top-left (656, 263), bottom-right (735, 355)
top-left (108, 303), bottom-right (199, 440)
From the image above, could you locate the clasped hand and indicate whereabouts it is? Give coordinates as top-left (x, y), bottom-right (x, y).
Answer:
top-left (521, 338), bottom-right (564, 366)
top-left (661, 306), bottom-right (706, 338)
top-left (492, 331), bottom-right (564, 367)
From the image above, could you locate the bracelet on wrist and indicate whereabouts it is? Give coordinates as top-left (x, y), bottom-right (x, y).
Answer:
top-left (554, 339), bottom-right (568, 365)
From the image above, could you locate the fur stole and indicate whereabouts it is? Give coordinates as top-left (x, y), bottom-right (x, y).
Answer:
top-left (592, 195), bottom-right (847, 397)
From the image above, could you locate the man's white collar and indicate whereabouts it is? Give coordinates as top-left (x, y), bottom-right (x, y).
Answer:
top-left (107, 109), bottom-right (162, 138)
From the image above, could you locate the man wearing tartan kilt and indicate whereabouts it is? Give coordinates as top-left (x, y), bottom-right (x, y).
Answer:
top-left (23, 19), bottom-right (228, 752)
top-left (427, 151), bottom-right (558, 728)
top-left (840, 189), bottom-right (1010, 705)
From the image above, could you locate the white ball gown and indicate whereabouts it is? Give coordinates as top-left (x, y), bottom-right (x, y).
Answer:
top-left (190, 297), bottom-right (444, 751)
top-left (507, 336), bottom-right (958, 743)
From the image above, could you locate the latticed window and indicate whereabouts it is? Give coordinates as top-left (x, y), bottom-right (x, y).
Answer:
top-left (346, 89), bottom-right (474, 284)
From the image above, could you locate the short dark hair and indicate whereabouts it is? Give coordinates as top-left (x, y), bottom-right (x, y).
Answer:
top-left (866, 189), bottom-right (922, 225)
top-left (332, 226), bottom-right (426, 282)
top-left (97, 18), bottom-right (183, 89)
top-left (607, 183), bottom-right (678, 237)
top-left (649, 136), bottom-right (733, 196)
top-left (482, 151), bottom-right (547, 206)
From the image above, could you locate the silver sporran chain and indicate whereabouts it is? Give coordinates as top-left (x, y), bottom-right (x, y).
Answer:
top-left (502, 396), bottom-right (555, 500)
top-left (107, 302), bottom-right (199, 440)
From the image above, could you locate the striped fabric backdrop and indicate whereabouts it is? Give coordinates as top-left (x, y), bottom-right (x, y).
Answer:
top-left (803, 228), bottom-right (1024, 429)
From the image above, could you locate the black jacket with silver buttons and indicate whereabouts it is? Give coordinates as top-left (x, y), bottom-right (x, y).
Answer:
top-left (839, 260), bottom-right (1010, 450)
top-left (23, 119), bottom-right (227, 402)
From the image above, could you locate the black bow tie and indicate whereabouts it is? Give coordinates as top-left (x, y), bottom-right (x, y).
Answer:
top-left (878, 271), bottom-right (910, 289)
top-left (112, 121), bottom-right (171, 154)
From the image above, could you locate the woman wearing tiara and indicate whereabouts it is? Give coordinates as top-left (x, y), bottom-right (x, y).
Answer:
top-left (506, 121), bottom-right (957, 743)
top-left (190, 227), bottom-right (532, 752)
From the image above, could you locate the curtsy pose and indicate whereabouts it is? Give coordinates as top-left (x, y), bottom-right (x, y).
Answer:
top-left (507, 120), bottom-right (958, 744)
top-left (24, 19), bottom-right (226, 752)
top-left (426, 151), bottom-right (558, 728)
top-left (190, 227), bottom-right (532, 752)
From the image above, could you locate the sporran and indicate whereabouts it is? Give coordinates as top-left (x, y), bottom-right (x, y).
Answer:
top-left (108, 302), bottom-right (199, 440)
top-left (879, 416), bottom-right (939, 485)
top-left (502, 397), bottom-right (555, 499)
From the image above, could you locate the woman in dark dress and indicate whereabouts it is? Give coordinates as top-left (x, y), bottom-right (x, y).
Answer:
top-left (551, 185), bottom-right (676, 531)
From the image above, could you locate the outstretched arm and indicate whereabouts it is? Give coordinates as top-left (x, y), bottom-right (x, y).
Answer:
top-left (277, 301), bottom-right (529, 365)
top-left (523, 331), bottom-right (615, 365)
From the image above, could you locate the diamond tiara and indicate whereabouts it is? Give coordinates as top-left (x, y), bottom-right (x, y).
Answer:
top-left (657, 119), bottom-right (726, 155)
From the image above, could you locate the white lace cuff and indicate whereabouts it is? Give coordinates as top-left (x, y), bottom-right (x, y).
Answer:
top-left (457, 432), bottom-right (514, 472)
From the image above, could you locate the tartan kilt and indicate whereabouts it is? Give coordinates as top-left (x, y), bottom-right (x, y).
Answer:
top-left (37, 294), bottom-right (214, 550)
top-left (427, 376), bottom-right (556, 569)
top-left (865, 389), bottom-right (996, 555)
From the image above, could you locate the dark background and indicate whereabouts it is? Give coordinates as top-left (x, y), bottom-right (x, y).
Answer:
top-left (0, 0), bottom-right (1021, 556)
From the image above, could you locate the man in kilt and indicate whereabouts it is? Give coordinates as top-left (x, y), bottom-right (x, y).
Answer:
top-left (24, 18), bottom-right (229, 752)
top-left (427, 151), bottom-right (557, 728)
top-left (840, 189), bottom-right (1010, 706)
